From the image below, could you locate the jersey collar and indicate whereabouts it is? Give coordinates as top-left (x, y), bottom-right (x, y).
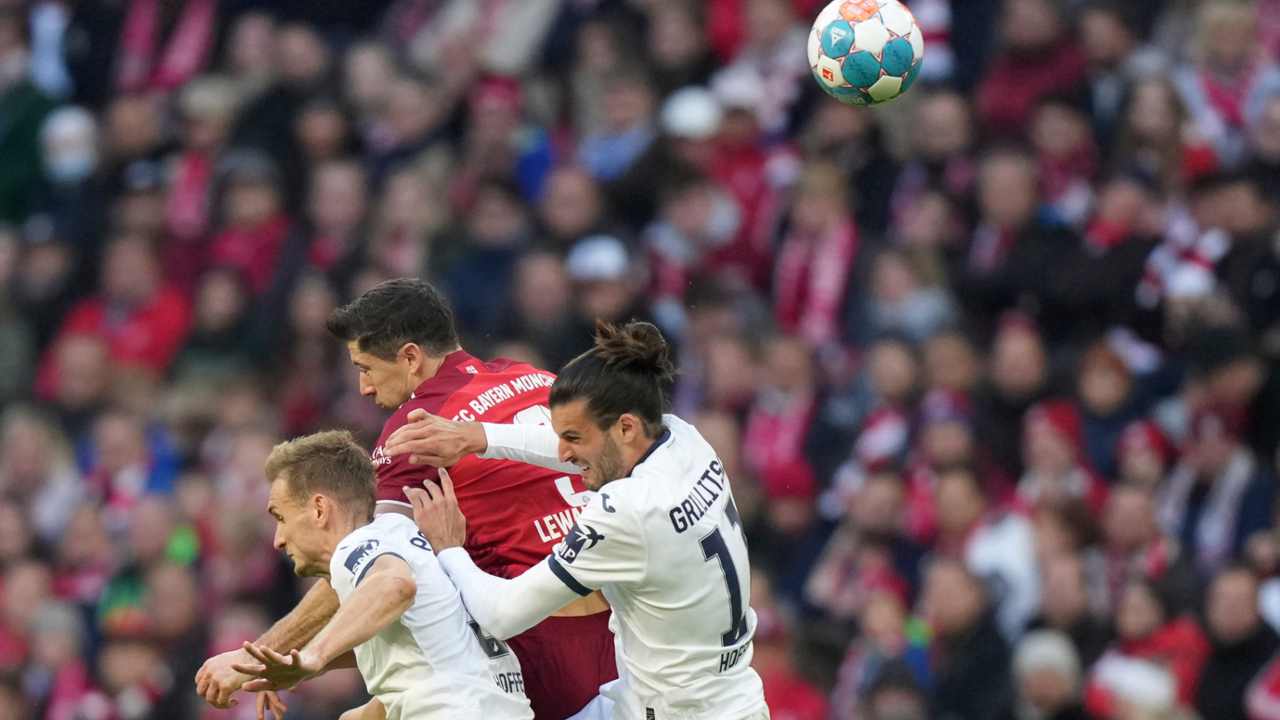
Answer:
top-left (410, 349), bottom-right (480, 400)
top-left (629, 426), bottom-right (672, 475)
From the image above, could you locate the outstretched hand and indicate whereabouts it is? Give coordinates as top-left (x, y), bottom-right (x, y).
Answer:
top-left (232, 642), bottom-right (324, 692)
top-left (384, 409), bottom-right (487, 466)
top-left (404, 469), bottom-right (467, 552)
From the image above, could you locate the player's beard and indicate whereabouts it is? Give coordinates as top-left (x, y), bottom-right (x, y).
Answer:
top-left (589, 433), bottom-right (626, 490)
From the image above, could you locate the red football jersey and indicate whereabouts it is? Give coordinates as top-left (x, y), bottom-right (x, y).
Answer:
top-left (372, 350), bottom-right (590, 579)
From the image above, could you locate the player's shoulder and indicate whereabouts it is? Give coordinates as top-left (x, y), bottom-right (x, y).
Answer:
top-left (333, 515), bottom-right (415, 576)
top-left (628, 414), bottom-right (715, 480)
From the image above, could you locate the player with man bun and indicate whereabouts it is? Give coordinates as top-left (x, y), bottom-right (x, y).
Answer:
top-left (393, 321), bottom-right (770, 720)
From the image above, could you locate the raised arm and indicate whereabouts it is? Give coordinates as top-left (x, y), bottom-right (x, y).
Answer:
top-left (195, 579), bottom-right (340, 708)
top-left (477, 420), bottom-right (577, 474)
top-left (383, 407), bottom-right (577, 474)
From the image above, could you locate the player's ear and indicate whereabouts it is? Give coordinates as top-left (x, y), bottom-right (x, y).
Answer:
top-left (399, 342), bottom-right (421, 370)
top-left (310, 494), bottom-right (327, 523)
top-left (616, 413), bottom-right (642, 443)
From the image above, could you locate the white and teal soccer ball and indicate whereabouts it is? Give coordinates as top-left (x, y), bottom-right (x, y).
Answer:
top-left (807, 0), bottom-right (925, 106)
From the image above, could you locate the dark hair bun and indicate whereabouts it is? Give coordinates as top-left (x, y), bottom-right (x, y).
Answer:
top-left (592, 321), bottom-right (676, 385)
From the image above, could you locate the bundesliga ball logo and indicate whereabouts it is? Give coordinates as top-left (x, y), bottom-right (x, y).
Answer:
top-left (808, 0), bottom-right (925, 106)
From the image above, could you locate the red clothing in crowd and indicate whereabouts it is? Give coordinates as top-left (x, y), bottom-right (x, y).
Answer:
top-left (38, 286), bottom-right (192, 398)
top-left (977, 39), bottom-right (1088, 138)
top-left (209, 215), bottom-right (292, 296)
top-left (760, 669), bottom-right (830, 720)
top-left (1085, 617), bottom-right (1211, 718)
top-left (774, 218), bottom-right (859, 347)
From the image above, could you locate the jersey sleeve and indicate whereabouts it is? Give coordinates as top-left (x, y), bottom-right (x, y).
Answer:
top-left (333, 531), bottom-right (413, 595)
top-left (376, 438), bottom-right (441, 507)
top-left (436, 548), bottom-right (583, 641)
top-left (478, 417), bottom-right (579, 475)
top-left (545, 488), bottom-right (647, 594)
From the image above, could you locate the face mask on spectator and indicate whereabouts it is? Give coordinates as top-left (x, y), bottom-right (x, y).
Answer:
top-left (46, 151), bottom-right (97, 184)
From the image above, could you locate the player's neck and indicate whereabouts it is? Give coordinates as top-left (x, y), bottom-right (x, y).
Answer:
top-left (412, 346), bottom-right (463, 386)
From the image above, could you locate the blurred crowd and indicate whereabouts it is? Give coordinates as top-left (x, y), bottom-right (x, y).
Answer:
top-left (2, 0), bottom-right (1280, 718)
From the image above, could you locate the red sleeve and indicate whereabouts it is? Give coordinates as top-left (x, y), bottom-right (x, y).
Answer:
top-left (373, 407), bottom-right (442, 507)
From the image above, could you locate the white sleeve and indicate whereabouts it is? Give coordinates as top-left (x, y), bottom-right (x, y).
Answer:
top-left (545, 489), bottom-right (647, 589)
top-left (436, 549), bottom-right (580, 641)
top-left (477, 421), bottom-right (579, 474)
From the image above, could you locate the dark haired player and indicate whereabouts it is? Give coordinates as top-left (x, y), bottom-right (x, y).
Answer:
top-left (396, 321), bottom-right (769, 720)
top-left (197, 279), bottom-right (616, 720)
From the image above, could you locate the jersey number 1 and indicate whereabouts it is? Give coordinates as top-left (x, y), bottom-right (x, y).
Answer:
top-left (700, 525), bottom-right (749, 647)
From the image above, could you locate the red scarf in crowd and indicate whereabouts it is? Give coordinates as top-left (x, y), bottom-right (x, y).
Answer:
top-left (1200, 62), bottom-right (1261, 129)
top-left (116, 0), bottom-right (216, 94)
top-left (774, 219), bottom-right (858, 347)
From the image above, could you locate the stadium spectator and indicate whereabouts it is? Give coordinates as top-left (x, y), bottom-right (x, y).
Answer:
top-left (1196, 565), bottom-right (1279, 720)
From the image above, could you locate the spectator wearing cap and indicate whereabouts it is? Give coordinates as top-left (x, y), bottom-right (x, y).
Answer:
top-left (975, 0), bottom-right (1087, 139)
top-left (1017, 399), bottom-right (1110, 517)
top-left (563, 233), bottom-right (654, 345)
top-left (922, 556), bottom-right (1015, 720)
top-left (1196, 565), bottom-right (1279, 720)
top-left (705, 0), bottom-right (808, 139)
top-left (1157, 402), bottom-right (1276, 575)
top-left (1117, 420), bottom-right (1177, 490)
top-left (449, 75), bottom-right (554, 211)
top-left (1085, 577), bottom-right (1209, 718)
top-left (1027, 552), bottom-right (1113, 669)
top-left (208, 149), bottom-right (292, 297)
top-left (35, 107), bottom-right (107, 267)
top-left (1001, 630), bottom-right (1090, 720)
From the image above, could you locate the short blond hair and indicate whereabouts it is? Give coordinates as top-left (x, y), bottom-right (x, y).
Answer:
top-left (264, 430), bottom-right (375, 520)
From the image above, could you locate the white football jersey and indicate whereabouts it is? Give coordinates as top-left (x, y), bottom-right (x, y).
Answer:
top-left (329, 513), bottom-right (533, 720)
top-left (542, 414), bottom-right (767, 720)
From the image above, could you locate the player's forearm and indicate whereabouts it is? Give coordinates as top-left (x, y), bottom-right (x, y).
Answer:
top-left (307, 574), bottom-right (415, 667)
top-left (437, 548), bottom-right (577, 640)
top-left (478, 422), bottom-right (578, 474)
top-left (257, 580), bottom-right (341, 651)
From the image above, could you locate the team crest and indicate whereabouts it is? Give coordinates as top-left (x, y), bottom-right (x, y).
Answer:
top-left (343, 539), bottom-right (380, 573)
top-left (556, 523), bottom-right (605, 564)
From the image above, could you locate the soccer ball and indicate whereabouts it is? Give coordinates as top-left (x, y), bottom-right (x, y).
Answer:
top-left (807, 0), bottom-right (925, 106)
